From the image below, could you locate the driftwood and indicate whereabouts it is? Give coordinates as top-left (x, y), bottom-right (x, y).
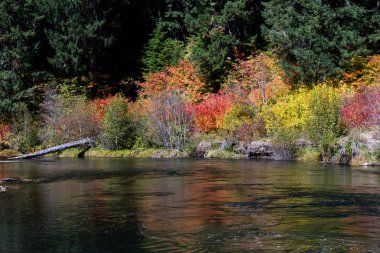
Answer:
top-left (9, 138), bottom-right (94, 160)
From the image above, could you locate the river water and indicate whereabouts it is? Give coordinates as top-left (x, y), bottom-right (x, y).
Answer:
top-left (0, 159), bottom-right (379, 252)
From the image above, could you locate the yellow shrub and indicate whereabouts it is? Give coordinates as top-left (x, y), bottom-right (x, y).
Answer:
top-left (262, 88), bottom-right (311, 135)
top-left (262, 83), bottom-right (348, 134)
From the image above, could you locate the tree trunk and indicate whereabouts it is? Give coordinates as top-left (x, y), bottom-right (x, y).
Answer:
top-left (9, 138), bottom-right (95, 160)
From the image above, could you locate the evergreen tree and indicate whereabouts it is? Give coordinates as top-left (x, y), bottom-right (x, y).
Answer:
top-left (185, 0), bottom-right (260, 86)
top-left (0, 0), bottom-right (41, 122)
top-left (142, 21), bottom-right (184, 73)
top-left (263, 0), bottom-right (380, 84)
top-left (36, 0), bottom-right (112, 74)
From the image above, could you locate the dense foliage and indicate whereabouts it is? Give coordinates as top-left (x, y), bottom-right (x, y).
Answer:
top-left (1, 0), bottom-right (380, 160)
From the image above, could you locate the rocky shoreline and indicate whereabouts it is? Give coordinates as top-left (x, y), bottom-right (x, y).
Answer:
top-left (1, 130), bottom-right (380, 166)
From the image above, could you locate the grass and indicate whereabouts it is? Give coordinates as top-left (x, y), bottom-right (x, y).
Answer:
top-left (205, 149), bottom-right (246, 159)
top-left (58, 147), bottom-right (188, 158)
top-left (0, 149), bottom-right (20, 159)
top-left (59, 147), bottom-right (247, 159)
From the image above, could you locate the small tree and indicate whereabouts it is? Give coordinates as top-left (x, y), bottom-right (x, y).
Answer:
top-left (101, 95), bottom-right (135, 150)
top-left (148, 90), bottom-right (193, 150)
top-left (223, 52), bottom-right (289, 106)
top-left (142, 21), bottom-right (184, 73)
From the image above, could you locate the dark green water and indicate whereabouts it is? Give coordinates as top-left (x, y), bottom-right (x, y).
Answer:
top-left (0, 159), bottom-right (380, 252)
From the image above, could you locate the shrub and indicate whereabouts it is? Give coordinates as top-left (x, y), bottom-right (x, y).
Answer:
top-left (222, 104), bottom-right (265, 141)
top-left (341, 85), bottom-right (380, 129)
top-left (40, 89), bottom-right (100, 145)
top-left (147, 90), bottom-right (193, 150)
top-left (262, 89), bottom-right (310, 135)
top-left (271, 128), bottom-right (298, 160)
top-left (261, 89), bottom-right (310, 159)
top-left (236, 120), bottom-right (266, 142)
top-left (139, 60), bottom-right (205, 102)
top-left (340, 55), bottom-right (380, 88)
top-left (92, 96), bottom-right (113, 123)
top-left (0, 123), bottom-right (11, 148)
top-left (297, 147), bottom-right (320, 161)
top-left (193, 93), bottom-right (233, 133)
top-left (101, 94), bottom-right (136, 150)
top-left (305, 85), bottom-right (343, 156)
top-left (8, 111), bottom-right (40, 153)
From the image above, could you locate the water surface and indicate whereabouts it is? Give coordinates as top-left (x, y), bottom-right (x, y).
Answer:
top-left (0, 159), bottom-right (379, 252)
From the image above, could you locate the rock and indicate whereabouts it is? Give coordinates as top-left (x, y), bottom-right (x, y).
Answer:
top-left (190, 141), bottom-right (212, 158)
top-left (219, 140), bottom-right (234, 151)
top-left (1, 177), bottom-right (17, 182)
top-left (0, 186), bottom-right (6, 192)
top-left (329, 130), bottom-right (380, 165)
top-left (235, 140), bottom-right (275, 159)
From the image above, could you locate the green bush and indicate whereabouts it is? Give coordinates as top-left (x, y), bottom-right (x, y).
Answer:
top-left (101, 95), bottom-right (136, 150)
top-left (9, 111), bottom-right (40, 153)
top-left (223, 104), bottom-right (255, 132)
top-left (305, 85), bottom-right (343, 157)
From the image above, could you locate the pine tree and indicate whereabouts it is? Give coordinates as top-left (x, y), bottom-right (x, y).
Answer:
top-left (142, 21), bottom-right (184, 73)
top-left (0, 0), bottom-right (41, 122)
top-left (263, 0), bottom-right (380, 84)
top-left (185, 0), bottom-right (259, 86)
top-left (36, 0), bottom-right (112, 74)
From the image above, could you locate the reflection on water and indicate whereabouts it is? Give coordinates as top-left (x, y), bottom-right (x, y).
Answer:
top-left (0, 159), bottom-right (380, 252)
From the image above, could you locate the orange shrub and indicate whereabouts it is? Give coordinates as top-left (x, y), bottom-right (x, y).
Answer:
top-left (92, 97), bottom-right (112, 123)
top-left (0, 124), bottom-right (11, 142)
top-left (138, 60), bottom-right (205, 102)
top-left (340, 55), bottom-right (380, 88)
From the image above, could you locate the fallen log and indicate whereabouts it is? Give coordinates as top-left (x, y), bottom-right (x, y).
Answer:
top-left (8, 138), bottom-right (95, 160)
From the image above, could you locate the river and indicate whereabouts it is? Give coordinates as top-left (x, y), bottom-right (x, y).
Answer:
top-left (0, 159), bottom-right (379, 252)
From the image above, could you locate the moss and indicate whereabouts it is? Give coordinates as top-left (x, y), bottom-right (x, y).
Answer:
top-left (57, 148), bottom-right (87, 158)
top-left (205, 149), bottom-right (245, 159)
top-left (296, 148), bottom-right (320, 162)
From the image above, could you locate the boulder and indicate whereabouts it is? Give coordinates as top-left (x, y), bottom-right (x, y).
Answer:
top-left (235, 140), bottom-right (274, 159)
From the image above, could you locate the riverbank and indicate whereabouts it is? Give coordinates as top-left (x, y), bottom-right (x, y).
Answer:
top-left (1, 131), bottom-right (379, 166)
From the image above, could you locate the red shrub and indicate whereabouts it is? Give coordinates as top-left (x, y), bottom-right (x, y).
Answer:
top-left (193, 94), bottom-right (233, 133)
top-left (341, 86), bottom-right (380, 129)
top-left (92, 97), bottom-right (113, 122)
